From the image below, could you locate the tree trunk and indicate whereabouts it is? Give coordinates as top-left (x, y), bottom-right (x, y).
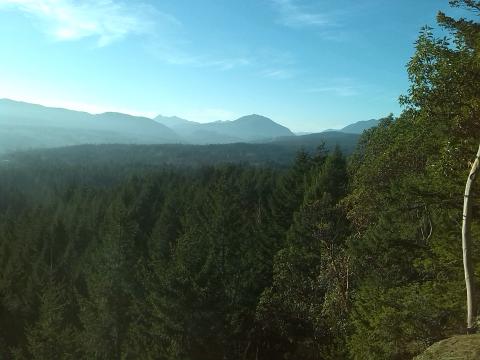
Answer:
top-left (463, 143), bottom-right (480, 333)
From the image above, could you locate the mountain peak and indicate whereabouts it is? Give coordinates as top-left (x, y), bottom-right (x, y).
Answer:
top-left (154, 114), bottom-right (196, 128)
top-left (0, 100), bottom-right (182, 154)
top-left (340, 119), bottom-right (380, 134)
top-left (211, 114), bottom-right (294, 140)
top-left (234, 114), bottom-right (274, 123)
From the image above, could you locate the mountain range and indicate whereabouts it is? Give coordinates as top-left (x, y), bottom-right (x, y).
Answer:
top-left (154, 114), bottom-right (295, 144)
top-left (0, 98), bottom-right (380, 154)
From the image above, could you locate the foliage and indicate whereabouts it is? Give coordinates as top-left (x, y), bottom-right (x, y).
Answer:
top-left (0, 2), bottom-right (479, 359)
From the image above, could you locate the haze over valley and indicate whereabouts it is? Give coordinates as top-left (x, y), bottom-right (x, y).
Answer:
top-left (0, 98), bottom-right (378, 160)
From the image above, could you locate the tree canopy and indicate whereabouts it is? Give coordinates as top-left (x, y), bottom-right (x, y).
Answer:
top-left (0, 1), bottom-right (480, 359)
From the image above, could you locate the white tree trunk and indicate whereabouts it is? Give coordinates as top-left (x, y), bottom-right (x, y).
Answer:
top-left (463, 143), bottom-right (480, 332)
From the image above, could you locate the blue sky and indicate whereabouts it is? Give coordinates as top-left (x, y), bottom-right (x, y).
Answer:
top-left (0, 0), bottom-right (461, 131)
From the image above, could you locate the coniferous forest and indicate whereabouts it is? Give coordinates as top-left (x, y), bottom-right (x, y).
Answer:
top-left (1, 1), bottom-right (480, 359)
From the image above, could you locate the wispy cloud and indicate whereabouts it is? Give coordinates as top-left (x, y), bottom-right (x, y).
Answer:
top-left (0, 0), bottom-right (301, 75)
top-left (150, 44), bottom-right (298, 73)
top-left (0, 0), bottom-right (248, 71)
top-left (306, 85), bottom-right (358, 97)
top-left (206, 58), bottom-right (251, 71)
top-left (150, 45), bottom-right (252, 71)
top-left (256, 48), bottom-right (297, 80)
top-left (271, 0), bottom-right (332, 28)
top-left (261, 68), bottom-right (295, 80)
top-left (305, 78), bottom-right (360, 97)
top-left (0, 0), bottom-right (178, 46)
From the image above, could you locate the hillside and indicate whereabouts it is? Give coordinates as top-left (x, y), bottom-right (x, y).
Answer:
top-left (0, 99), bottom-right (181, 153)
top-left (201, 114), bottom-right (294, 141)
top-left (340, 119), bottom-right (380, 133)
top-left (0, 100), bottom-right (366, 153)
top-left (155, 113), bottom-right (294, 144)
top-left (414, 335), bottom-right (480, 360)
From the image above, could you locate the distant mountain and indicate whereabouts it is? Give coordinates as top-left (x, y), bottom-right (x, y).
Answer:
top-left (319, 119), bottom-right (380, 135)
top-left (0, 99), bottom-right (181, 154)
top-left (155, 113), bottom-right (294, 144)
top-left (154, 115), bottom-right (198, 129)
top-left (0, 98), bottom-right (370, 155)
top-left (339, 119), bottom-right (380, 134)
top-left (204, 114), bottom-right (294, 141)
top-left (294, 131), bottom-right (312, 136)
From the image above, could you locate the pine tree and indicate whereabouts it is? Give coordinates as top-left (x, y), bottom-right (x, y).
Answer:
top-left (256, 149), bottom-right (350, 360)
top-left (78, 200), bottom-right (139, 359)
top-left (25, 279), bottom-right (77, 360)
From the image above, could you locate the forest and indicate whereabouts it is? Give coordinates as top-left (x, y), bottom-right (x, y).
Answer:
top-left (0, 1), bottom-right (480, 359)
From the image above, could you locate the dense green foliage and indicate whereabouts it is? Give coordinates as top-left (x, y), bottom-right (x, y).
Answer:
top-left (0, 148), bottom-right (343, 359)
top-left (0, 1), bottom-right (479, 359)
top-left (345, 1), bottom-right (480, 357)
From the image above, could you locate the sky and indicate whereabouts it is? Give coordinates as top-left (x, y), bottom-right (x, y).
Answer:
top-left (0, 0), bottom-right (464, 132)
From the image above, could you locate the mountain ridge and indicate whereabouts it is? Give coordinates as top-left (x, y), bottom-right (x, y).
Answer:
top-left (155, 113), bottom-right (294, 144)
top-left (339, 118), bottom-right (380, 134)
top-left (0, 98), bottom-right (381, 154)
top-left (0, 99), bottom-right (181, 154)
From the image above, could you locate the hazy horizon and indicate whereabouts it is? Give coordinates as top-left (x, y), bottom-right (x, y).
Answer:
top-left (0, 96), bottom-right (380, 133)
top-left (0, 0), bottom-right (464, 132)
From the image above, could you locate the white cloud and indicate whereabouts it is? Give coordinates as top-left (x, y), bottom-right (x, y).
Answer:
top-left (271, 0), bottom-right (332, 28)
top-left (0, 0), bottom-right (179, 46)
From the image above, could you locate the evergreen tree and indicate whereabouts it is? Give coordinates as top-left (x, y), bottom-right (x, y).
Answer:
top-left (25, 279), bottom-right (77, 360)
top-left (78, 200), bottom-right (139, 359)
top-left (256, 148), bottom-right (350, 360)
